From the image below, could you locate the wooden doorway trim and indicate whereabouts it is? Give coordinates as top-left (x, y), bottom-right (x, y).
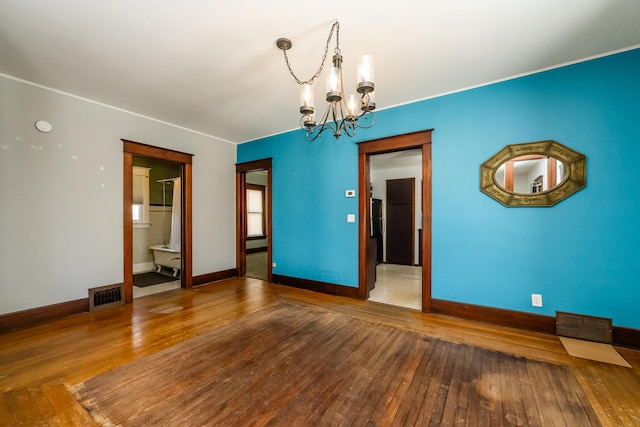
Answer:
top-left (123, 140), bottom-right (193, 303)
top-left (358, 130), bottom-right (433, 311)
top-left (236, 158), bottom-right (273, 283)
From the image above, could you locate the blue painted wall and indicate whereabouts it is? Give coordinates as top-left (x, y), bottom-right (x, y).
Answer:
top-left (238, 48), bottom-right (640, 329)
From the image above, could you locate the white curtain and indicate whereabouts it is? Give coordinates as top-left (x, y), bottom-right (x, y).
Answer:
top-left (169, 177), bottom-right (181, 251)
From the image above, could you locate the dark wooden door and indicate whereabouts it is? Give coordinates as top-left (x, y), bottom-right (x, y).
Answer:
top-left (386, 178), bottom-right (414, 265)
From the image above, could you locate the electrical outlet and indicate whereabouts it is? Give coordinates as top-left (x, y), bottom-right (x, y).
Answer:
top-left (531, 293), bottom-right (543, 307)
top-left (272, 262), bottom-right (276, 268)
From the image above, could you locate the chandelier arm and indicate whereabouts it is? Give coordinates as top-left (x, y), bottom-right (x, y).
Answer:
top-left (357, 112), bottom-right (376, 129)
top-left (306, 124), bottom-right (321, 141)
top-left (331, 102), bottom-right (340, 128)
top-left (308, 119), bottom-right (338, 141)
top-left (337, 101), bottom-right (348, 130)
top-left (281, 21), bottom-right (340, 86)
top-left (305, 100), bottom-right (334, 140)
top-left (344, 121), bottom-right (356, 137)
top-left (356, 100), bottom-right (369, 120)
top-left (306, 131), bottom-right (320, 142)
top-left (299, 115), bottom-right (317, 131)
top-left (338, 101), bottom-right (355, 138)
top-left (332, 101), bottom-right (344, 138)
top-left (318, 101), bottom-right (333, 126)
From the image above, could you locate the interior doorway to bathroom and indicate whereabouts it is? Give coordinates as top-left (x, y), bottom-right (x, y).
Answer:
top-left (236, 159), bottom-right (272, 283)
top-left (123, 140), bottom-right (193, 303)
top-left (358, 130), bottom-right (432, 312)
top-left (131, 157), bottom-right (182, 299)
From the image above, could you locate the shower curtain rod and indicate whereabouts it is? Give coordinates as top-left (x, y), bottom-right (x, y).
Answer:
top-left (157, 177), bottom-right (179, 183)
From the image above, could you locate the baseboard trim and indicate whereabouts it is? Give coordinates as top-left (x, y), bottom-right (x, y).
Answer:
top-left (193, 269), bottom-right (238, 287)
top-left (0, 298), bottom-right (89, 333)
top-left (246, 247), bottom-right (268, 254)
top-left (272, 274), bottom-right (360, 299)
top-left (133, 261), bottom-right (156, 274)
top-left (613, 326), bottom-right (640, 350)
top-left (431, 298), bottom-right (640, 350)
top-left (431, 298), bottom-right (556, 334)
top-left (2, 278), bottom-right (637, 350)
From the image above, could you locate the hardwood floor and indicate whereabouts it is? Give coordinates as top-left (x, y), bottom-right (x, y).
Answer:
top-left (1, 277), bottom-right (639, 426)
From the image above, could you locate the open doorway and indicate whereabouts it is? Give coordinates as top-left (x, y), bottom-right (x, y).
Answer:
top-left (123, 140), bottom-right (193, 303)
top-left (236, 159), bottom-right (272, 282)
top-left (367, 151), bottom-right (422, 310)
top-left (245, 171), bottom-right (269, 280)
top-left (358, 130), bottom-right (433, 312)
top-left (131, 157), bottom-right (182, 298)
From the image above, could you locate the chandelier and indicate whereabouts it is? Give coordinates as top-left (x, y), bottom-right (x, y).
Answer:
top-left (276, 21), bottom-right (376, 141)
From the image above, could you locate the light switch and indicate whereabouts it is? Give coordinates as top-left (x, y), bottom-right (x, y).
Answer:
top-left (345, 189), bottom-right (355, 197)
top-left (347, 214), bottom-right (356, 223)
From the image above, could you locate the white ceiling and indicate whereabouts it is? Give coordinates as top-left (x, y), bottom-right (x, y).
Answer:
top-left (1, 1), bottom-right (639, 144)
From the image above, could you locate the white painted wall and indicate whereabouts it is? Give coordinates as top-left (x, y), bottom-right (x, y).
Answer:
top-left (514, 159), bottom-right (548, 193)
top-left (0, 76), bottom-right (236, 315)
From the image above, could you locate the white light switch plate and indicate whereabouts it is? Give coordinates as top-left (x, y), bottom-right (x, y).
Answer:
top-left (347, 214), bottom-right (355, 222)
top-left (345, 190), bottom-right (355, 197)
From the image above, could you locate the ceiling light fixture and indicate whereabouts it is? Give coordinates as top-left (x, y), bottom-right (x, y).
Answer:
top-left (276, 21), bottom-right (375, 141)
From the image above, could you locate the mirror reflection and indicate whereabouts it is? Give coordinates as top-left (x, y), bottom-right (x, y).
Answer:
top-left (480, 139), bottom-right (586, 207)
top-left (494, 155), bottom-right (566, 194)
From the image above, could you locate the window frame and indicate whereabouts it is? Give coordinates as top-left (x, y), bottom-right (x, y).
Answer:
top-left (246, 183), bottom-right (266, 240)
top-left (132, 166), bottom-right (151, 228)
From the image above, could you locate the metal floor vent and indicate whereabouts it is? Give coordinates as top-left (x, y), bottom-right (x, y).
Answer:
top-left (556, 311), bottom-right (612, 344)
top-left (89, 284), bottom-right (125, 312)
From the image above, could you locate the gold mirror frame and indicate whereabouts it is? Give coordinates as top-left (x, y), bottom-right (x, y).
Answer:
top-left (480, 140), bottom-right (586, 207)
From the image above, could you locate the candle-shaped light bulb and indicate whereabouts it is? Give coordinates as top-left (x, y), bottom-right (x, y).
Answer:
top-left (326, 67), bottom-right (342, 102)
top-left (347, 95), bottom-right (358, 118)
top-left (357, 54), bottom-right (375, 94)
top-left (300, 83), bottom-right (314, 115)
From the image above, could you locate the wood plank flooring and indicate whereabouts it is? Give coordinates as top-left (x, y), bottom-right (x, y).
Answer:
top-left (1, 277), bottom-right (639, 426)
top-left (1, 384), bottom-right (96, 426)
top-left (71, 302), bottom-right (599, 425)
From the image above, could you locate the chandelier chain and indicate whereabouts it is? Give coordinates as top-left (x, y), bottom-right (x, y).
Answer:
top-left (282, 21), bottom-right (340, 86)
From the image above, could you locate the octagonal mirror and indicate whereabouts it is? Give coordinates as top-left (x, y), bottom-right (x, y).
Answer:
top-left (480, 140), bottom-right (586, 207)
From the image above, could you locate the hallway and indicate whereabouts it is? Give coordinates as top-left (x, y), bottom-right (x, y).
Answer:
top-left (368, 263), bottom-right (422, 310)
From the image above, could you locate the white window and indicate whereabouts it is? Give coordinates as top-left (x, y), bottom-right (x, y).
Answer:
top-left (132, 166), bottom-right (151, 228)
top-left (246, 184), bottom-right (265, 238)
top-left (132, 204), bottom-right (143, 221)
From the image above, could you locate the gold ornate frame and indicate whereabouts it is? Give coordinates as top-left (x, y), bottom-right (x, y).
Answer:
top-left (480, 140), bottom-right (586, 207)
